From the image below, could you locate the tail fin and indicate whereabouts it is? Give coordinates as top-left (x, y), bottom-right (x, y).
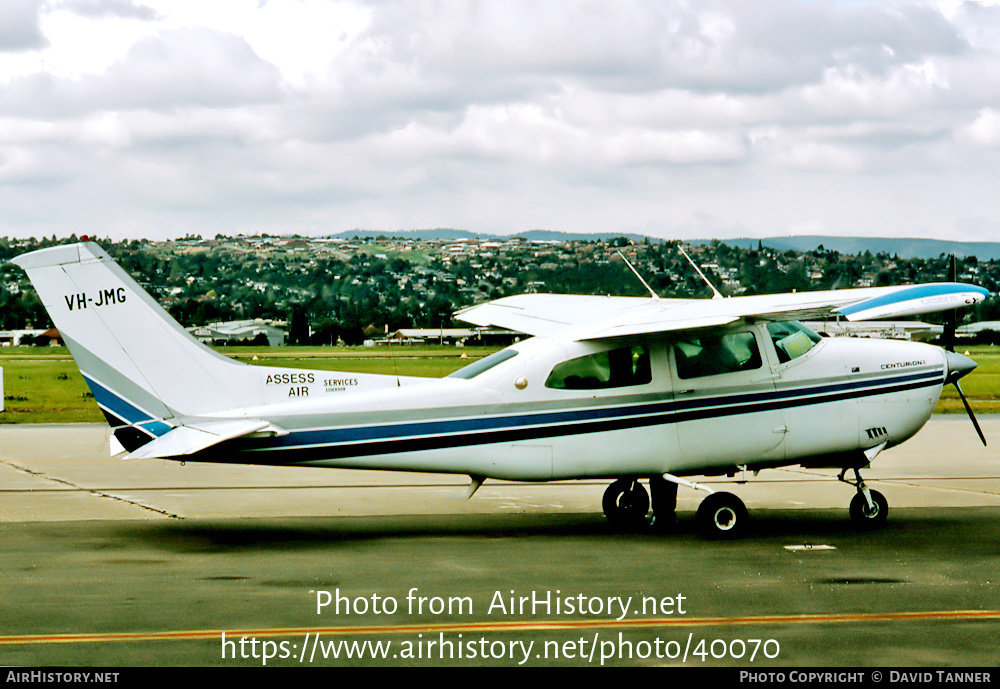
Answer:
top-left (12, 242), bottom-right (271, 436)
top-left (14, 241), bottom-right (420, 458)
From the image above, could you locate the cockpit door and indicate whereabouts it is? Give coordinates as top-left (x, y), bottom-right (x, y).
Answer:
top-left (670, 328), bottom-right (786, 472)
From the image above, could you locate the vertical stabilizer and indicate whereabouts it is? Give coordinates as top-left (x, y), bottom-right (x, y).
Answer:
top-left (12, 242), bottom-right (261, 428)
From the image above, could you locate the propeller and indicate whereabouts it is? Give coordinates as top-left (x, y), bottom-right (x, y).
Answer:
top-left (942, 254), bottom-right (987, 446)
top-left (945, 350), bottom-right (987, 446)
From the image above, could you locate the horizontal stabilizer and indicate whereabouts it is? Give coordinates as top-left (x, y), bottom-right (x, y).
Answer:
top-left (124, 418), bottom-right (284, 460)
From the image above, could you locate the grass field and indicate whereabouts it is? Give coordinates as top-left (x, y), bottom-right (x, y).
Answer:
top-left (0, 345), bottom-right (499, 423)
top-left (1, 344), bottom-right (998, 424)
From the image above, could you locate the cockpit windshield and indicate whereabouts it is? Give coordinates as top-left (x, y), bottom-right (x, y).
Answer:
top-left (447, 349), bottom-right (519, 379)
top-left (767, 321), bottom-right (822, 363)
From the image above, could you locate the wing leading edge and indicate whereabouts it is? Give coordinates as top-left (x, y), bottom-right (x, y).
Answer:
top-left (456, 283), bottom-right (990, 341)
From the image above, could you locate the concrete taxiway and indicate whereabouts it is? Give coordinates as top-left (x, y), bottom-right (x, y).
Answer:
top-left (1, 418), bottom-right (999, 666)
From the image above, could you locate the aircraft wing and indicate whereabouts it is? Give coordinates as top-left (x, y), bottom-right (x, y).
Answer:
top-left (456, 283), bottom-right (990, 341)
top-left (454, 294), bottom-right (698, 338)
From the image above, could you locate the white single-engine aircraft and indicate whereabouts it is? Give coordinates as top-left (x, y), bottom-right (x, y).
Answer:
top-left (12, 241), bottom-right (990, 538)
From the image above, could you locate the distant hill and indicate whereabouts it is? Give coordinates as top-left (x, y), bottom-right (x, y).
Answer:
top-left (330, 229), bottom-right (1000, 260)
top-left (329, 229), bottom-right (650, 243)
top-left (715, 236), bottom-right (1000, 260)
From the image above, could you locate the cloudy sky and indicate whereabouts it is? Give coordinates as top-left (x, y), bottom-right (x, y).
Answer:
top-left (2, 0), bottom-right (1000, 242)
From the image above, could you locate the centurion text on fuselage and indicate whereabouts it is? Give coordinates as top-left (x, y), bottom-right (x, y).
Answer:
top-left (11, 240), bottom-right (989, 538)
top-left (880, 360), bottom-right (927, 370)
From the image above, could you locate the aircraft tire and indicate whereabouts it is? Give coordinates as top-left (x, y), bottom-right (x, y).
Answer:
top-left (602, 479), bottom-right (649, 528)
top-left (696, 492), bottom-right (748, 539)
top-left (849, 490), bottom-right (888, 527)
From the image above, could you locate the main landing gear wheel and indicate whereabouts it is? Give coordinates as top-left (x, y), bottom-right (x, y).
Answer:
top-left (849, 489), bottom-right (888, 527)
top-left (696, 492), bottom-right (748, 539)
top-left (602, 479), bottom-right (649, 529)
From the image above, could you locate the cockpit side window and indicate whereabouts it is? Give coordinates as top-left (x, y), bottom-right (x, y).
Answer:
top-left (674, 332), bottom-right (762, 380)
top-left (545, 345), bottom-right (651, 390)
top-left (767, 321), bottom-right (822, 364)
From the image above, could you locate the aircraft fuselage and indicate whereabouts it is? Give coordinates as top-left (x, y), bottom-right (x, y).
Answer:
top-left (203, 325), bottom-right (946, 481)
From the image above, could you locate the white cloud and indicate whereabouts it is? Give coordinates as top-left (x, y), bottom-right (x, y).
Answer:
top-left (769, 141), bottom-right (865, 173)
top-left (0, 28), bottom-right (283, 117)
top-left (0, 0), bottom-right (48, 53)
top-left (60, 0), bottom-right (158, 21)
top-left (955, 107), bottom-right (1000, 148)
top-left (2, 0), bottom-right (1000, 241)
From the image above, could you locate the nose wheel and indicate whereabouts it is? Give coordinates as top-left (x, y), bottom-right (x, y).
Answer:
top-left (849, 490), bottom-right (888, 525)
top-left (839, 468), bottom-right (889, 527)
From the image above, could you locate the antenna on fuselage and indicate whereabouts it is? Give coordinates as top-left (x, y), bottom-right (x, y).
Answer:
top-left (615, 249), bottom-right (660, 300)
top-left (677, 245), bottom-right (723, 300)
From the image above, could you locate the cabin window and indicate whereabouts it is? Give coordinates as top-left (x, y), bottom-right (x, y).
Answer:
top-left (767, 321), bottom-right (822, 363)
top-left (545, 345), bottom-right (651, 390)
top-left (674, 332), bottom-right (762, 380)
top-left (447, 349), bottom-right (519, 379)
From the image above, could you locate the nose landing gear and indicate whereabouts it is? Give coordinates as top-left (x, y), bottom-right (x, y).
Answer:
top-left (839, 467), bottom-right (888, 527)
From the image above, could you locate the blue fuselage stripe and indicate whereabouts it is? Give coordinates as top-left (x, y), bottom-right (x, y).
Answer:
top-left (228, 369), bottom-right (943, 464)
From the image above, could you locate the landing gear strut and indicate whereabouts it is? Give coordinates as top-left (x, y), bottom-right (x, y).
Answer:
top-left (602, 479), bottom-right (649, 528)
top-left (602, 475), bottom-right (750, 538)
top-left (839, 468), bottom-right (888, 527)
top-left (649, 475), bottom-right (678, 530)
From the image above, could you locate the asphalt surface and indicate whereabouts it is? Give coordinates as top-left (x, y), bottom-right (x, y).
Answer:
top-left (1, 418), bottom-right (999, 667)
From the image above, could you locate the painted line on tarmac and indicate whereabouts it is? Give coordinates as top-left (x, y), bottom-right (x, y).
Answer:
top-left (3, 609), bottom-right (1000, 646)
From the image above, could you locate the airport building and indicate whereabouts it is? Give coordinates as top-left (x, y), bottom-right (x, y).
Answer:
top-left (186, 319), bottom-right (287, 346)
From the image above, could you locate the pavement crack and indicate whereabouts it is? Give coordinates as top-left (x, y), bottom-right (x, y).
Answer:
top-left (0, 459), bottom-right (183, 519)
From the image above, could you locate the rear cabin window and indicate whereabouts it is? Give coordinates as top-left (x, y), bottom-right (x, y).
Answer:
top-left (673, 332), bottom-right (762, 380)
top-left (545, 345), bottom-right (651, 390)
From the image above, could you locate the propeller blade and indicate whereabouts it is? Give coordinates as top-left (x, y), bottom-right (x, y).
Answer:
top-left (954, 380), bottom-right (987, 447)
